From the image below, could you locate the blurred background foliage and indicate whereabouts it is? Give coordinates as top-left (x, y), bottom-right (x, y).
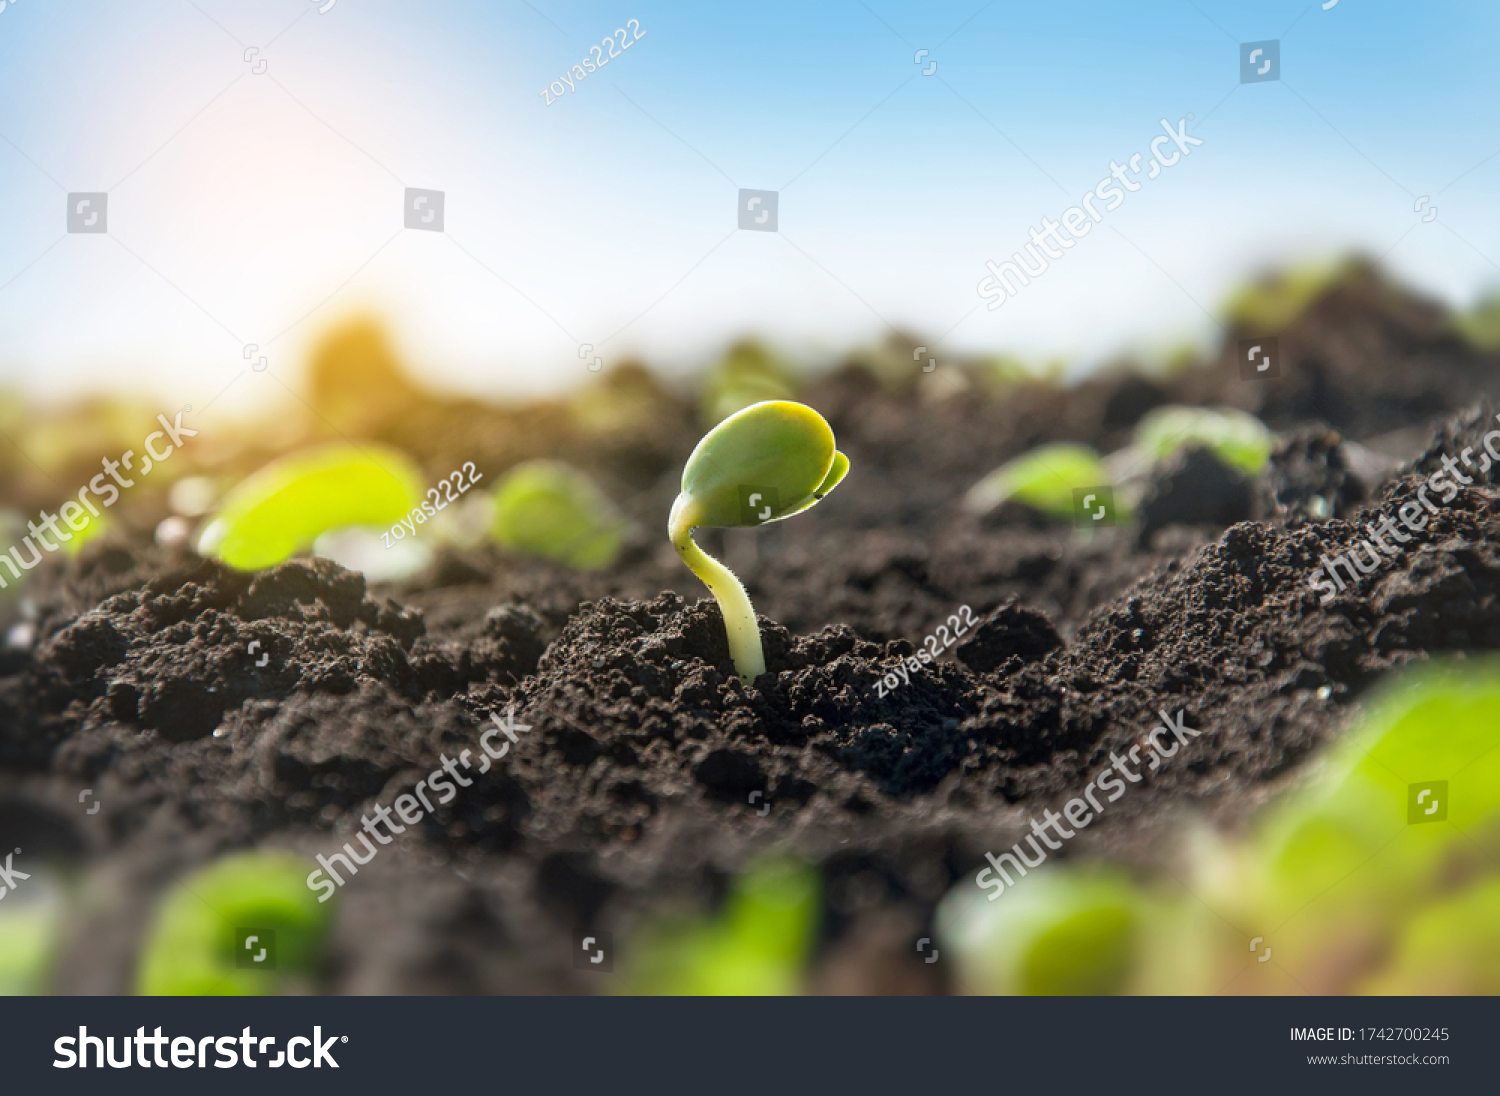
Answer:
top-left (2, 255), bottom-right (1498, 585)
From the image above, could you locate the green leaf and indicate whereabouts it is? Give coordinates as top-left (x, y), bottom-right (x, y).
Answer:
top-left (1251, 659), bottom-right (1500, 935)
top-left (1022, 903), bottom-right (1136, 996)
top-left (197, 443), bottom-right (423, 571)
top-left (0, 889), bottom-right (60, 994)
top-left (698, 340), bottom-right (797, 426)
top-left (137, 851), bottom-right (333, 996)
top-left (938, 867), bottom-right (1141, 995)
top-left (679, 400), bottom-right (846, 528)
top-left (616, 858), bottom-right (819, 996)
top-left (1360, 878), bottom-right (1500, 994)
top-left (1135, 405), bottom-right (1273, 476)
top-left (770, 449), bottom-right (850, 521)
top-left (490, 460), bottom-right (624, 570)
top-left (963, 442), bottom-right (1112, 518)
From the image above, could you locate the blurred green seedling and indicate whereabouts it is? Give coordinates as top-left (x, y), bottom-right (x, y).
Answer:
top-left (569, 363), bottom-right (667, 437)
top-left (698, 340), bottom-right (797, 426)
top-left (197, 443), bottom-right (423, 570)
top-left (137, 850), bottom-right (332, 996)
top-left (670, 400), bottom-right (848, 682)
top-left (1359, 877), bottom-right (1500, 994)
top-left (490, 460), bottom-right (624, 570)
top-left (1223, 257), bottom-right (1358, 333)
top-left (1134, 405), bottom-right (1273, 476)
top-left (62, 509), bottom-right (113, 556)
top-left (1224, 660), bottom-right (1500, 988)
top-left (0, 883), bottom-right (62, 995)
top-left (1255, 660), bottom-right (1500, 909)
top-left (973, 354), bottom-right (1063, 397)
top-left (962, 442), bottom-right (1114, 520)
top-left (1456, 292), bottom-right (1500, 352)
top-left (617, 858), bottom-right (819, 996)
top-left (939, 867), bottom-right (1142, 995)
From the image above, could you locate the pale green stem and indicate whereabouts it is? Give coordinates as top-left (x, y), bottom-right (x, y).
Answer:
top-left (669, 493), bottom-right (765, 683)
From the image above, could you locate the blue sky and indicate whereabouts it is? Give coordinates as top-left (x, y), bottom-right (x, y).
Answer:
top-left (0, 0), bottom-right (1496, 412)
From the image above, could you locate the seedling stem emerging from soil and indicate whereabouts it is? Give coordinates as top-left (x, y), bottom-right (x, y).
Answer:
top-left (670, 400), bottom-right (848, 683)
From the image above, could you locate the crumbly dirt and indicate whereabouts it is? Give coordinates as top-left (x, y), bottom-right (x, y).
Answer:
top-left (3, 265), bottom-right (1500, 994)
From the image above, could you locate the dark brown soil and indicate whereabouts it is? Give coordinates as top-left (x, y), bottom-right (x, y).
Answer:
top-left (4, 264), bottom-right (1500, 994)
